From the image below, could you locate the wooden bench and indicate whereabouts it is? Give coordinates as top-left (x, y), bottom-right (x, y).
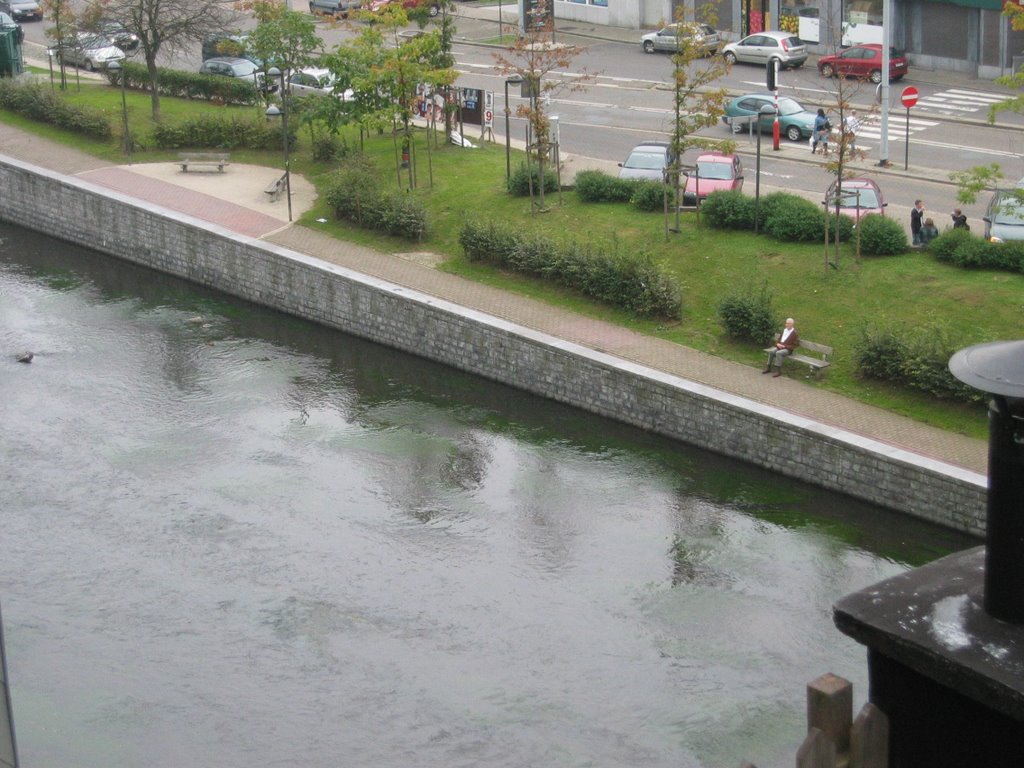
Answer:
top-left (178, 152), bottom-right (230, 173)
top-left (264, 173), bottom-right (288, 202)
top-left (764, 336), bottom-right (833, 376)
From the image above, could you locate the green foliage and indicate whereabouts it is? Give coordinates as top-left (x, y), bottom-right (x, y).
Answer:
top-left (507, 162), bottom-right (559, 196)
top-left (857, 214), bottom-right (908, 256)
top-left (0, 79), bottom-right (111, 139)
top-left (929, 229), bottom-right (1024, 272)
top-left (717, 283), bottom-right (777, 344)
top-left (459, 220), bottom-right (682, 318)
top-left (630, 181), bottom-right (673, 212)
top-left (949, 163), bottom-right (1003, 206)
top-left (855, 324), bottom-right (983, 402)
top-left (700, 189), bottom-right (755, 230)
top-left (762, 193), bottom-right (822, 242)
top-left (151, 115), bottom-right (293, 150)
top-left (311, 133), bottom-right (346, 162)
top-left (104, 62), bottom-right (262, 107)
top-left (323, 155), bottom-right (426, 240)
top-left (574, 170), bottom-right (637, 203)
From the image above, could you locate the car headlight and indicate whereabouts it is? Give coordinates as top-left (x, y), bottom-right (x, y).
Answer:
top-left (989, 236), bottom-right (1004, 244)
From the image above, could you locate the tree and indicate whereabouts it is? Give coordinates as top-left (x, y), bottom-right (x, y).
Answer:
top-left (493, 0), bottom-right (590, 211)
top-left (245, 0), bottom-right (320, 79)
top-left (82, 0), bottom-right (238, 121)
top-left (39, 0), bottom-right (76, 90)
top-left (664, 7), bottom-right (732, 232)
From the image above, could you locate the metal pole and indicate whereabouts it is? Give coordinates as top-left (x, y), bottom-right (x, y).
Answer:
top-left (505, 78), bottom-right (511, 182)
top-left (120, 64), bottom-right (131, 165)
top-left (755, 122), bottom-right (763, 234)
top-left (281, 71), bottom-right (292, 222)
top-left (878, 0), bottom-right (891, 166)
top-left (904, 107), bottom-right (909, 171)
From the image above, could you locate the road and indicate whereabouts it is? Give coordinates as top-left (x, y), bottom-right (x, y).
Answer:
top-left (16, 5), bottom-right (1024, 228)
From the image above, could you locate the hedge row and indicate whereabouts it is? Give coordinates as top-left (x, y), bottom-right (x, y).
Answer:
top-left (574, 169), bottom-right (675, 212)
top-left (151, 114), bottom-right (295, 150)
top-left (0, 79), bottom-right (111, 139)
top-left (928, 228), bottom-right (1024, 273)
top-left (322, 155), bottom-right (427, 240)
top-left (459, 219), bottom-right (682, 319)
top-left (105, 62), bottom-right (264, 106)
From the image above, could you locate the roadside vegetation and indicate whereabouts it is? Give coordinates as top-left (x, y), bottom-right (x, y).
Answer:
top-left (4, 66), bottom-right (1019, 440)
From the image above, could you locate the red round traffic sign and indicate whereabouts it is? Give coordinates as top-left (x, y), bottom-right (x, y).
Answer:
top-left (901, 86), bottom-right (919, 109)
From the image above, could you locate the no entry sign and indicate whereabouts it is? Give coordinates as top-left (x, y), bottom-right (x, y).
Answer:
top-left (901, 86), bottom-right (919, 109)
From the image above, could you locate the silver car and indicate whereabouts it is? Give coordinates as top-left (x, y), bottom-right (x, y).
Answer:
top-left (640, 23), bottom-right (720, 56)
top-left (57, 32), bottom-right (125, 71)
top-left (618, 141), bottom-right (677, 181)
top-left (0, 0), bottom-right (40, 22)
top-left (722, 30), bottom-right (807, 69)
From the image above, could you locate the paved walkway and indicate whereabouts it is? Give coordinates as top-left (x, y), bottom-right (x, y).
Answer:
top-left (2, 31), bottom-right (994, 474)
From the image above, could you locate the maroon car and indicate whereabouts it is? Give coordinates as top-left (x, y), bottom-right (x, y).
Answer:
top-left (817, 44), bottom-right (908, 84)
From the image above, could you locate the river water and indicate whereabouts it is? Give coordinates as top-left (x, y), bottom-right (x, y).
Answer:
top-left (0, 221), bottom-right (974, 768)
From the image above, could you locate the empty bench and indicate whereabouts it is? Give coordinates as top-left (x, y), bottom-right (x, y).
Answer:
top-left (264, 173), bottom-right (288, 202)
top-left (764, 336), bottom-right (833, 376)
top-left (178, 152), bottom-right (230, 173)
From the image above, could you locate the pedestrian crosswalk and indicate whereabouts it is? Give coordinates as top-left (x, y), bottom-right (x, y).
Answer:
top-left (908, 88), bottom-right (1009, 117)
top-left (854, 113), bottom-right (939, 143)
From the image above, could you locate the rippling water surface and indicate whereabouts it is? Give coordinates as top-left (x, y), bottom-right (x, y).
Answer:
top-left (0, 222), bottom-right (974, 768)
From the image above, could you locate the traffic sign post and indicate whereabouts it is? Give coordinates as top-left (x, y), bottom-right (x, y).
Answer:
top-left (900, 86), bottom-right (918, 170)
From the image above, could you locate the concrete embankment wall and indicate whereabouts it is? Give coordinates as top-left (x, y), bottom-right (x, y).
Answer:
top-left (0, 156), bottom-right (988, 536)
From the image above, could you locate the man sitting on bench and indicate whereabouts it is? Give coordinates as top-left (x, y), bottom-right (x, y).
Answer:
top-left (764, 317), bottom-right (799, 378)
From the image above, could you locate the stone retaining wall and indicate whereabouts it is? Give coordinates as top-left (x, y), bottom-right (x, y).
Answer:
top-left (0, 155), bottom-right (988, 536)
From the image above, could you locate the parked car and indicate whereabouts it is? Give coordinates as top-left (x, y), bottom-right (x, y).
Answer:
top-left (0, 0), bottom-right (40, 22)
top-left (722, 30), bottom-right (807, 69)
top-left (826, 178), bottom-right (886, 223)
top-left (618, 141), bottom-right (677, 181)
top-left (309, 0), bottom-right (363, 18)
top-left (817, 44), bottom-right (908, 84)
top-left (199, 56), bottom-right (275, 92)
top-left (202, 32), bottom-right (251, 62)
top-left (368, 0), bottom-right (441, 16)
top-left (722, 93), bottom-right (816, 142)
top-left (983, 187), bottom-right (1024, 243)
top-left (683, 152), bottom-right (743, 205)
top-left (56, 32), bottom-right (125, 71)
top-left (96, 21), bottom-right (140, 52)
top-left (640, 23), bottom-right (720, 56)
top-left (287, 67), bottom-right (353, 99)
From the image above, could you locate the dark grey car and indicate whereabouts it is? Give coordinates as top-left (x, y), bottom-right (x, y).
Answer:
top-left (0, 0), bottom-right (40, 22)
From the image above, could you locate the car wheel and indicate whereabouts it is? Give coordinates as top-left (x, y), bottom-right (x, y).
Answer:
top-left (723, 51), bottom-right (737, 65)
top-left (870, 69), bottom-right (883, 84)
top-left (84, 59), bottom-right (94, 71)
top-left (786, 125), bottom-right (802, 142)
top-left (820, 63), bottom-right (835, 77)
top-left (643, 40), bottom-right (654, 54)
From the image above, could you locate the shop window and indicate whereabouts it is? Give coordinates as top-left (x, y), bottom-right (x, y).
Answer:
top-left (842, 0), bottom-right (883, 46)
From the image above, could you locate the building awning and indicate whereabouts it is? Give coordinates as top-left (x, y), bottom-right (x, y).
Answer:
top-left (929, 0), bottom-right (1004, 11)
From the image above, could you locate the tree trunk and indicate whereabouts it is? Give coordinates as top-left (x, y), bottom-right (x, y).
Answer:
top-left (145, 54), bottom-right (161, 122)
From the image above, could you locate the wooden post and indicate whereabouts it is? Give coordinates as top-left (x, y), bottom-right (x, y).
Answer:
top-left (807, 673), bottom-right (853, 754)
top-left (797, 727), bottom-right (836, 768)
top-left (850, 702), bottom-right (889, 768)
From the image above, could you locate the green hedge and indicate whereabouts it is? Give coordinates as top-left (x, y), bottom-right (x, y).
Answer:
top-left (0, 79), bottom-right (111, 139)
top-left (929, 228), bottom-right (1024, 272)
top-left (575, 170), bottom-right (637, 203)
top-left (702, 190), bottom-right (854, 243)
top-left (857, 213), bottom-right (908, 256)
top-left (508, 162), bottom-right (559, 196)
top-left (151, 114), bottom-right (295, 150)
top-left (459, 219), bottom-right (682, 319)
top-left (323, 155), bottom-right (427, 240)
top-left (718, 283), bottom-right (777, 345)
top-left (105, 61), bottom-right (263, 106)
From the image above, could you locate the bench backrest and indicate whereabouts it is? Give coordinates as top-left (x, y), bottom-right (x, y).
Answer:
top-left (177, 152), bottom-right (230, 160)
top-left (799, 340), bottom-right (833, 357)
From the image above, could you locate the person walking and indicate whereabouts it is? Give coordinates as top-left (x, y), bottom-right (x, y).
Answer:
top-left (911, 199), bottom-right (925, 245)
top-left (763, 318), bottom-right (799, 378)
top-left (920, 217), bottom-right (939, 245)
top-left (812, 109), bottom-right (830, 155)
top-left (843, 109), bottom-right (861, 152)
top-left (951, 208), bottom-right (969, 230)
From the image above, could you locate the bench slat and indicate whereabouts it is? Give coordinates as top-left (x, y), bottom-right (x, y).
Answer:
top-left (764, 335), bottom-right (833, 375)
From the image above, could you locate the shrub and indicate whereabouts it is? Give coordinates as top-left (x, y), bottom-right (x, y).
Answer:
top-left (929, 230), bottom-right (1024, 272)
top-left (105, 61), bottom-right (262, 106)
top-left (857, 214), bottom-right (908, 256)
top-left (459, 220), bottom-right (682, 318)
top-left (311, 134), bottom-right (343, 163)
top-left (575, 170), bottom-right (637, 203)
top-left (508, 162), bottom-right (559, 196)
top-left (854, 327), bottom-right (908, 381)
top-left (928, 228), bottom-right (975, 262)
top-left (717, 283), bottom-right (777, 344)
top-left (762, 193), bottom-right (823, 242)
top-left (0, 80), bottom-right (111, 139)
top-left (701, 189), bottom-right (755, 230)
top-left (323, 155), bottom-right (426, 240)
top-left (151, 115), bottom-right (292, 150)
top-left (630, 181), bottom-right (673, 212)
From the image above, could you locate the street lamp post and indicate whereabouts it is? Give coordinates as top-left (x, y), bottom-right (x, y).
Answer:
top-left (108, 59), bottom-right (131, 164)
top-left (504, 73), bottom-right (523, 184)
top-left (265, 67), bottom-right (292, 222)
top-left (753, 105), bottom-right (774, 234)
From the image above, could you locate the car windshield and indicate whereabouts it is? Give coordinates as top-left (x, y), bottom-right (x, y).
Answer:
top-left (776, 97), bottom-right (804, 116)
top-left (994, 196), bottom-right (1024, 225)
top-left (837, 188), bottom-right (879, 208)
top-left (695, 161), bottom-right (734, 180)
top-left (625, 150), bottom-right (667, 170)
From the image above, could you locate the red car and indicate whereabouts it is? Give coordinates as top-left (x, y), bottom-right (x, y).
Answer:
top-left (817, 44), bottom-right (908, 84)
top-left (827, 178), bottom-right (886, 224)
top-left (682, 152), bottom-right (743, 205)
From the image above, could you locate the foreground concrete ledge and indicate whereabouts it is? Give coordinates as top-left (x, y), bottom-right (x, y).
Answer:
top-left (834, 546), bottom-right (1024, 719)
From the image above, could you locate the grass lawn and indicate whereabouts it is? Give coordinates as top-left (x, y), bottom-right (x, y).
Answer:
top-left (4, 77), bottom-right (1017, 440)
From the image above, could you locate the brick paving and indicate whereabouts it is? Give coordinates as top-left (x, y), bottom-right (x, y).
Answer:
top-left (0, 123), bottom-right (989, 475)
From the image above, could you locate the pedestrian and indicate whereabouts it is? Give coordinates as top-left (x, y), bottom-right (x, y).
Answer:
top-left (843, 109), bottom-right (861, 152)
top-left (911, 199), bottom-right (924, 245)
top-left (812, 109), bottom-right (830, 155)
top-left (951, 208), bottom-right (969, 231)
top-left (920, 217), bottom-right (939, 245)
top-left (763, 318), bottom-right (799, 378)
